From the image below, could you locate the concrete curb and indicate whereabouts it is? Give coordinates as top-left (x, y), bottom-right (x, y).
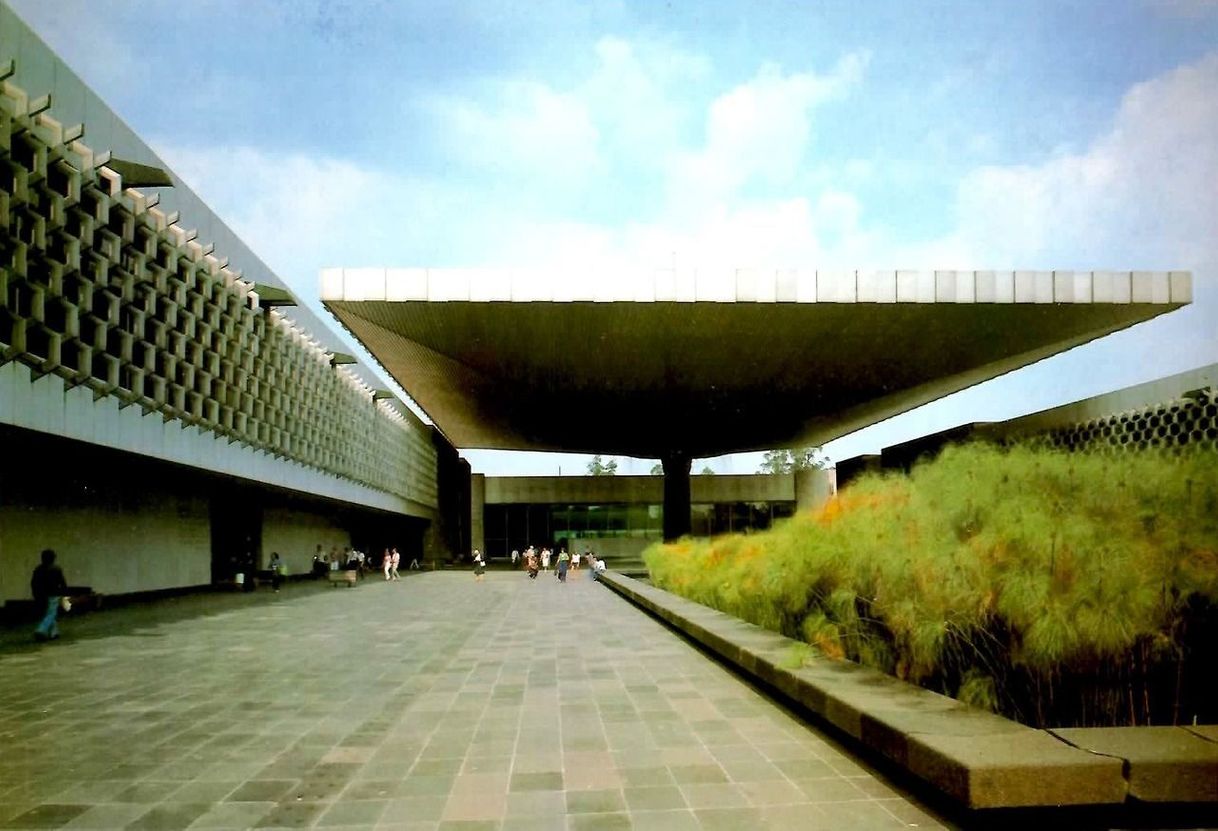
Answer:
top-left (599, 571), bottom-right (1218, 810)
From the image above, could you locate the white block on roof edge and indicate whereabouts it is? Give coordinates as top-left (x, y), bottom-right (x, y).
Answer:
top-left (735, 269), bottom-right (758, 303)
top-left (695, 268), bottom-right (736, 302)
top-left (386, 268), bottom-right (428, 301)
top-left (431, 269), bottom-right (471, 302)
top-left (857, 270), bottom-right (896, 303)
top-left (815, 270), bottom-right (853, 303)
top-left (674, 268), bottom-right (698, 303)
top-left (794, 269), bottom-right (818, 303)
top-left (774, 269), bottom-right (799, 302)
top-left (343, 268), bottom-right (385, 302)
top-left (1170, 271), bottom-right (1192, 303)
top-left (321, 266), bottom-right (345, 299)
top-left (469, 268), bottom-right (510, 302)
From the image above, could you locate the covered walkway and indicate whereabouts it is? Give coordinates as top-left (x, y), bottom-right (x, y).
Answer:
top-left (0, 573), bottom-right (946, 830)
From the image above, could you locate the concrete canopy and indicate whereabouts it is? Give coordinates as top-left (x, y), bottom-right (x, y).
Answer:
top-left (321, 268), bottom-right (1190, 459)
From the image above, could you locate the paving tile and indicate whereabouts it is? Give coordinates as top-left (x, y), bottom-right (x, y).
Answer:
top-left (186, 800), bottom-right (276, 828)
top-left (0, 804), bottom-right (89, 829)
top-left (503, 790), bottom-right (566, 818)
top-left (678, 782), bottom-right (749, 809)
top-left (502, 817), bottom-right (565, 831)
top-left (124, 802), bottom-right (211, 830)
top-left (622, 785), bottom-right (686, 811)
top-left (509, 772), bottom-right (563, 792)
top-left (111, 781), bottom-right (183, 804)
top-left (226, 780), bottom-right (296, 803)
top-left (564, 789), bottom-right (626, 814)
top-left (379, 796), bottom-right (447, 823)
top-left (316, 799), bottom-right (387, 826)
top-left (58, 804), bottom-right (148, 829)
top-left (629, 809), bottom-right (701, 831)
top-left (694, 806), bottom-right (767, 831)
top-left (794, 777), bottom-right (869, 802)
top-left (566, 813), bottom-right (632, 831)
top-left (668, 764), bottom-right (728, 785)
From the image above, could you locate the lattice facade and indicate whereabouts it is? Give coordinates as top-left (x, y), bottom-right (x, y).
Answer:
top-left (0, 68), bottom-right (437, 506)
top-left (1025, 387), bottom-right (1218, 454)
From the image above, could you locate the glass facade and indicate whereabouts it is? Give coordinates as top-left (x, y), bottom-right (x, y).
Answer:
top-left (483, 501), bottom-right (795, 557)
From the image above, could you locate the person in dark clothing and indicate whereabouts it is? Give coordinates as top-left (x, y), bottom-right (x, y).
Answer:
top-left (31, 549), bottom-right (67, 641)
top-left (269, 552), bottom-right (284, 592)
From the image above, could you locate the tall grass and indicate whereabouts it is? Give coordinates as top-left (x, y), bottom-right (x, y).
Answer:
top-left (645, 443), bottom-right (1218, 727)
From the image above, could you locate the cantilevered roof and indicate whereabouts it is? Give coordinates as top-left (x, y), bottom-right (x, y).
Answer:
top-left (321, 268), bottom-right (1191, 458)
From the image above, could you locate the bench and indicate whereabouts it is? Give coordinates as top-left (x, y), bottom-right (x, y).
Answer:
top-left (327, 569), bottom-right (357, 587)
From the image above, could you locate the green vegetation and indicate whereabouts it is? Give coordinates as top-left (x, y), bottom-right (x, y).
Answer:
top-left (758, 447), bottom-right (827, 473)
top-left (587, 455), bottom-right (618, 475)
top-left (646, 443), bottom-right (1218, 727)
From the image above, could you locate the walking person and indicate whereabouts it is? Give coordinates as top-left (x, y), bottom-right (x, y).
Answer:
top-left (390, 548), bottom-right (401, 581)
top-left (31, 549), bottom-right (68, 642)
top-left (511, 549), bottom-right (519, 568)
top-left (556, 549), bottom-right (570, 583)
top-left (571, 550), bottom-right (580, 572)
top-left (541, 547), bottom-right (551, 573)
top-left (473, 549), bottom-right (486, 583)
top-left (526, 549), bottom-right (539, 580)
top-left (383, 548), bottom-right (393, 581)
top-left (268, 551), bottom-right (284, 592)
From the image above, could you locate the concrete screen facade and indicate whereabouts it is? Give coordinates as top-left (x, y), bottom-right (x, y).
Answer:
top-left (0, 8), bottom-right (449, 607)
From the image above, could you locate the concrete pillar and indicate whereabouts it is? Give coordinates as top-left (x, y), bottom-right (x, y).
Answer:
top-left (794, 466), bottom-right (837, 513)
top-left (661, 453), bottom-right (691, 541)
top-left (470, 472), bottom-right (485, 557)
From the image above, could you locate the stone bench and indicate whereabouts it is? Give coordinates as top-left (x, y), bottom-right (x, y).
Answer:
top-left (327, 570), bottom-right (357, 587)
top-left (598, 571), bottom-right (1132, 810)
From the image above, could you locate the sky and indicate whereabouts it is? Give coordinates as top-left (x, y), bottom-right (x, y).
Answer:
top-left (10, 0), bottom-right (1218, 475)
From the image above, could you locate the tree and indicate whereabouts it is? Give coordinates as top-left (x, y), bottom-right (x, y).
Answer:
top-left (587, 455), bottom-right (618, 476)
top-left (699, 465), bottom-right (716, 475)
top-left (649, 463), bottom-right (663, 475)
top-left (758, 447), bottom-right (826, 474)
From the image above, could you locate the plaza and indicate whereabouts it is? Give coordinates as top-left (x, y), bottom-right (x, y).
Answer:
top-left (0, 573), bottom-right (947, 830)
top-left (2, 2), bottom-right (1216, 824)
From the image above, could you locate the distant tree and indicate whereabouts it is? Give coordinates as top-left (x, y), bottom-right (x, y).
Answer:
top-left (699, 466), bottom-right (716, 475)
top-left (649, 463), bottom-right (663, 475)
top-left (758, 447), bottom-right (827, 474)
top-left (587, 455), bottom-right (619, 476)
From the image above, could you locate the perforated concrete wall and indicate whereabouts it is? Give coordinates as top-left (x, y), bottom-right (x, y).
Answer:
top-left (0, 67), bottom-right (437, 509)
top-left (1027, 387), bottom-right (1218, 453)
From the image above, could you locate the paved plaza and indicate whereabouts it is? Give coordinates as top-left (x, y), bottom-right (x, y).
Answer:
top-left (0, 572), bottom-right (948, 830)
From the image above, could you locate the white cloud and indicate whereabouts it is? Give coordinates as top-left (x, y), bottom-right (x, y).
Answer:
top-left (425, 80), bottom-right (603, 189)
top-left (928, 52), bottom-right (1218, 269)
top-left (669, 52), bottom-right (870, 205)
top-left (821, 52), bottom-right (1218, 461)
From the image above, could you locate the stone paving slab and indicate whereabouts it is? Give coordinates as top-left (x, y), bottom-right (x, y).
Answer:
top-left (0, 572), bottom-right (947, 830)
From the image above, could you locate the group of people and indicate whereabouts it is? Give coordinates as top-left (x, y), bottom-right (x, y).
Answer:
top-left (507, 546), bottom-right (606, 583)
top-left (310, 545), bottom-right (420, 581)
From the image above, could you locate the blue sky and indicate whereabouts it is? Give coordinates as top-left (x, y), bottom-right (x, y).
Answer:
top-left (11, 0), bottom-right (1218, 475)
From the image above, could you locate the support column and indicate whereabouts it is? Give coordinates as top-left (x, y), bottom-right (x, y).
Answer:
top-left (661, 452), bottom-right (691, 542)
top-left (470, 473), bottom-right (485, 557)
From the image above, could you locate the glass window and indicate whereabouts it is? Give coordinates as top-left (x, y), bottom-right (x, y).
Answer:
top-left (691, 504), bottom-right (713, 537)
